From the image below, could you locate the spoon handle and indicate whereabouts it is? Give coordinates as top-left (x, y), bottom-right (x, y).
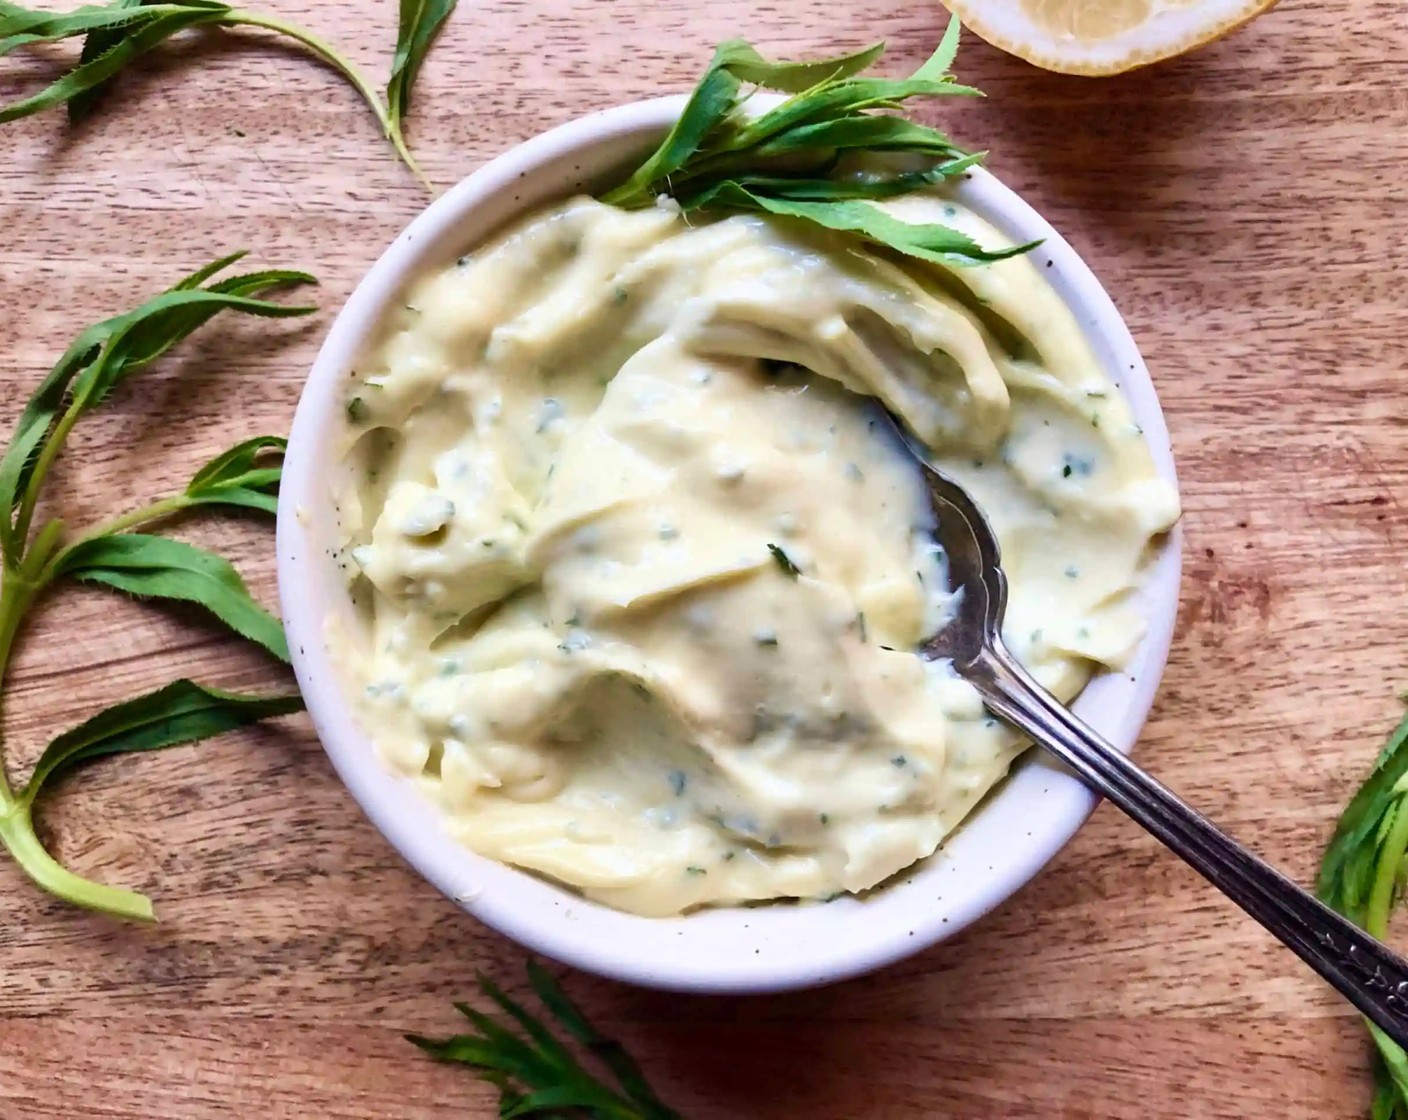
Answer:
top-left (973, 642), bottom-right (1408, 1050)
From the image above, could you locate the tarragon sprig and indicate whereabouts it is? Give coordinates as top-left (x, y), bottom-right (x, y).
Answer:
top-left (409, 961), bottom-right (683, 1119)
top-left (1319, 705), bottom-right (1408, 1118)
top-left (0, 252), bottom-right (312, 921)
top-left (602, 17), bottom-right (1035, 266)
top-left (0, 0), bottom-right (458, 187)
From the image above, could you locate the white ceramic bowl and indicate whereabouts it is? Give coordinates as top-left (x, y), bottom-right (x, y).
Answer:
top-left (277, 95), bottom-right (1182, 994)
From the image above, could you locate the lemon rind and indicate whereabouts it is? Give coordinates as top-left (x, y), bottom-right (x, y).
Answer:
top-left (939, 0), bottom-right (1280, 77)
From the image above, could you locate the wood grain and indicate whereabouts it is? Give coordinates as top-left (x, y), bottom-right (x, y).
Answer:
top-left (1, 0), bottom-right (1404, 1115)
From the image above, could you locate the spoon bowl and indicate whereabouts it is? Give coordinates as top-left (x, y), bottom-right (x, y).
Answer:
top-left (882, 412), bottom-right (1007, 672)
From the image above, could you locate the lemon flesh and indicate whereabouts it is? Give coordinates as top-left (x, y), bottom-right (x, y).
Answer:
top-left (940, 0), bottom-right (1278, 75)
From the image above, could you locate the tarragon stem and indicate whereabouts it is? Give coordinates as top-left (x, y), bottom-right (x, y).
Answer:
top-left (39, 493), bottom-right (193, 582)
top-left (11, 396), bottom-right (84, 551)
top-left (0, 806), bottom-right (155, 920)
top-left (220, 9), bottom-right (429, 188)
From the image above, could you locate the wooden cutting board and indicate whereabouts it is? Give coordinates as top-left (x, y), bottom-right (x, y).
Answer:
top-left (1, 0), bottom-right (1403, 1115)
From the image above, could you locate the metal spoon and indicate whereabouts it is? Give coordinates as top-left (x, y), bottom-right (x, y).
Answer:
top-left (891, 414), bottom-right (1408, 1049)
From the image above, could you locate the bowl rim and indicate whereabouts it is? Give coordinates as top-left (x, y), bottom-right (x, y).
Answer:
top-left (277, 93), bottom-right (1183, 994)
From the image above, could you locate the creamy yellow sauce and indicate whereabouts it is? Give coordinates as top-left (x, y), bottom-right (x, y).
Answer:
top-left (333, 194), bottom-right (1179, 917)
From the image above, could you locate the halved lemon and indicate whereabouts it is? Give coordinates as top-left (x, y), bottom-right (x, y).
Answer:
top-left (939, 0), bottom-right (1279, 75)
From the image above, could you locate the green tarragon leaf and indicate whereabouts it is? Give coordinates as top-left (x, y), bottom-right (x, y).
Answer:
top-left (387, 0), bottom-right (458, 166)
top-left (716, 153), bottom-right (984, 203)
top-left (748, 115), bottom-right (964, 159)
top-left (71, 284), bottom-right (316, 408)
top-left (380, 0), bottom-right (456, 185)
top-left (22, 678), bottom-right (302, 803)
top-left (0, 0), bottom-right (217, 52)
top-left (185, 435), bottom-right (286, 514)
top-left (719, 38), bottom-right (885, 92)
top-left (915, 10), bottom-right (963, 81)
top-left (66, 0), bottom-right (153, 120)
top-left (53, 533), bottom-right (289, 661)
top-left (599, 44), bottom-right (752, 208)
top-left (685, 182), bottom-right (1035, 264)
top-left (718, 75), bottom-right (978, 157)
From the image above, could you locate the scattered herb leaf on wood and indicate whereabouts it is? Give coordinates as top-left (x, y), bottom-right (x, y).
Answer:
top-left (408, 960), bottom-right (683, 1119)
top-left (601, 17), bottom-right (1036, 266)
top-left (1318, 704), bottom-right (1408, 1117)
top-left (184, 434), bottom-right (287, 515)
top-left (0, 253), bottom-right (312, 921)
top-left (387, 0), bottom-right (457, 181)
top-left (54, 533), bottom-right (291, 661)
top-left (0, 0), bottom-right (458, 186)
